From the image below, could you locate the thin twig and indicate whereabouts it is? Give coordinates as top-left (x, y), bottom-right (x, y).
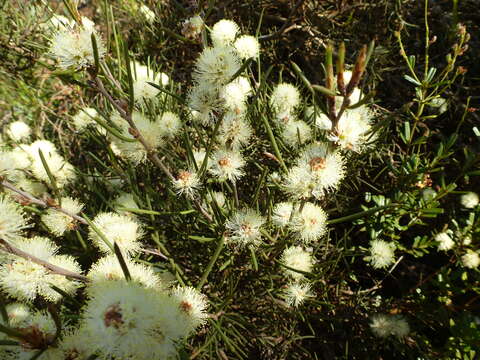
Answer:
top-left (0, 238), bottom-right (88, 282)
top-left (1, 179), bottom-right (88, 225)
top-left (259, 0), bottom-right (306, 41)
top-left (93, 77), bottom-right (213, 223)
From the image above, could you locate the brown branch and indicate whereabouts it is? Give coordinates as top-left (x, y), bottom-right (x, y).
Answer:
top-left (0, 238), bottom-right (88, 283)
top-left (259, 0), bottom-right (306, 41)
top-left (93, 77), bottom-right (213, 223)
top-left (1, 179), bottom-right (88, 225)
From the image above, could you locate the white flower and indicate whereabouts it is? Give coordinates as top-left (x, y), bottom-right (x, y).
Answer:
top-left (220, 82), bottom-right (248, 113)
top-left (171, 286), bottom-right (208, 334)
top-left (82, 280), bottom-right (183, 360)
top-left (281, 120), bottom-right (312, 147)
top-left (305, 106), bottom-right (332, 130)
top-left (0, 196), bottom-right (29, 241)
top-left (0, 236), bottom-right (81, 302)
top-left (461, 250), bottom-right (480, 269)
top-left (72, 107), bottom-right (100, 131)
top-left (234, 35), bottom-right (260, 60)
top-left (283, 282), bottom-right (313, 307)
top-left (270, 83), bottom-right (301, 116)
top-left (209, 148), bottom-right (245, 182)
top-left (218, 112), bottom-right (252, 149)
top-left (131, 62), bottom-right (169, 103)
top-left (4, 303), bottom-right (30, 326)
top-left (158, 112), bottom-right (181, 137)
top-left (49, 17), bottom-right (106, 70)
top-left (172, 170), bottom-right (201, 198)
top-left (88, 255), bottom-right (162, 288)
top-left (225, 208), bottom-right (265, 247)
top-left (281, 246), bottom-right (313, 279)
top-left (370, 314), bottom-right (410, 339)
top-left (111, 111), bottom-right (164, 163)
top-left (435, 231), bottom-right (454, 251)
top-left (139, 4), bottom-right (155, 23)
top-left (460, 192), bottom-right (479, 209)
top-left (334, 106), bottom-right (374, 152)
top-left (89, 212), bottom-right (143, 256)
top-left (272, 202), bottom-right (294, 227)
top-left (422, 188), bottom-right (436, 201)
top-left (193, 46), bottom-right (241, 88)
top-left (113, 193), bottom-right (139, 217)
top-left (188, 82), bottom-right (224, 125)
top-left (41, 197), bottom-right (83, 236)
top-left (211, 19), bottom-right (239, 47)
top-left (57, 328), bottom-right (94, 359)
top-left (283, 166), bottom-right (317, 200)
top-left (182, 15), bottom-right (204, 39)
top-left (6, 121), bottom-right (31, 141)
top-left (289, 203), bottom-right (328, 243)
top-left (296, 143), bottom-right (346, 194)
top-left (367, 240), bottom-right (396, 269)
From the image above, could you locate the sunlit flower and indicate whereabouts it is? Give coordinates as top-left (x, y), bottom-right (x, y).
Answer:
top-left (461, 250), bottom-right (480, 269)
top-left (234, 35), bottom-right (260, 60)
top-left (435, 231), bottom-right (454, 251)
top-left (209, 148), bottom-right (245, 182)
top-left (283, 282), bottom-right (313, 307)
top-left (6, 121), bottom-right (31, 142)
top-left (281, 246), bottom-right (313, 279)
top-left (289, 203), bottom-right (328, 243)
top-left (366, 240), bottom-right (396, 269)
top-left (41, 197), bottom-right (83, 236)
top-left (211, 19), bottom-right (239, 47)
top-left (460, 192), bottom-right (479, 209)
top-left (225, 208), bottom-right (265, 247)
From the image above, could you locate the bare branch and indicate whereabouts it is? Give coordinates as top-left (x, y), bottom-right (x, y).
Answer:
top-left (0, 238), bottom-right (88, 283)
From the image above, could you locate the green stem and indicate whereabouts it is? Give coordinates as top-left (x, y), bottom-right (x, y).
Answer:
top-left (197, 235), bottom-right (225, 290)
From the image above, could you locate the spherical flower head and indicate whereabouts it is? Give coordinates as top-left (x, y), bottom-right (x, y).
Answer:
top-left (0, 196), bottom-right (30, 241)
top-left (232, 76), bottom-right (252, 97)
top-left (289, 202), bottom-right (327, 243)
top-left (435, 231), bottom-right (454, 251)
top-left (369, 314), bottom-right (392, 338)
top-left (72, 107), bottom-right (100, 132)
top-left (297, 143), bottom-right (346, 194)
top-left (305, 106), bottom-right (332, 130)
top-left (113, 193), bottom-right (139, 217)
top-left (367, 240), bottom-right (396, 269)
top-left (209, 148), bottom-right (245, 182)
top-left (333, 106), bottom-right (373, 152)
top-left (182, 15), bottom-right (204, 39)
top-left (41, 197), bottom-right (84, 236)
top-left (83, 280), bottom-right (182, 360)
top-left (225, 208), bottom-right (265, 247)
top-left (462, 250), bottom-right (480, 269)
top-left (460, 192), bottom-right (479, 209)
top-left (4, 303), bottom-right (30, 326)
top-left (234, 35), bottom-right (260, 60)
top-left (211, 19), bottom-right (239, 47)
top-left (281, 246), bottom-right (313, 279)
top-left (270, 83), bottom-right (301, 116)
top-left (159, 112), bottom-right (181, 138)
top-left (283, 165), bottom-right (317, 200)
top-left (13, 176), bottom-right (47, 198)
top-left (139, 4), bottom-right (155, 23)
top-left (0, 236), bottom-right (81, 302)
top-left (88, 255), bottom-right (162, 289)
top-left (56, 328), bottom-right (94, 359)
top-left (193, 46), bottom-right (241, 88)
top-left (49, 18), bottom-right (106, 70)
top-left (171, 286), bottom-right (208, 333)
top-left (282, 120), bottom-right (312, 147)
top-left (272, 202), bottom-right (294, 227)
top-left (6, 121), bottom-right (31, 142)
top-left (29, 151), bottom-right (76, 188)
top-left (283, 282), bottom-right (313, 308)
top-left (89, 212), bottom-right (143, 256)
top-left (422, 188), bottom-right (436, 201)
top-left (370, 314), bottom-right (409, 339)
top-left (188, 82), bottom-right (224, 125)
top-left (218, 112), bottom-right (252, 149)
top-left (111, 111), bottom-right (164, 163)
top-left (220, 82), bottom-right (248, 114)
top-left (172, 170), bottom-right (201, 198)
top-left (132, 63), bottom-right (169, 102)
